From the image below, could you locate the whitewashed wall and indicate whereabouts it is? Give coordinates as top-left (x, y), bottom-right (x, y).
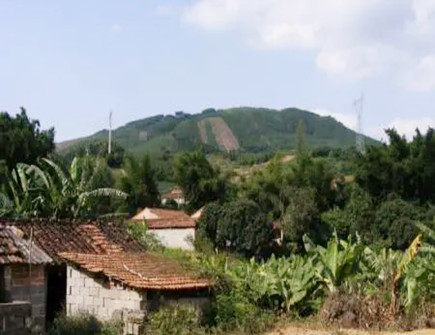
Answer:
top-left (149, 228), bottom-right (195, 250)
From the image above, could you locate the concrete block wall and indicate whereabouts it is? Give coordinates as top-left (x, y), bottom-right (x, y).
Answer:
top-left (66, 266), bottom-right (146, 335)
top-left (4, 264), bottom-right (47, 331)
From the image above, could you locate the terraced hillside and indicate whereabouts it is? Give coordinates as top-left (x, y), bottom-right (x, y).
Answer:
top-left (57, 107), bottom-right (377, 158)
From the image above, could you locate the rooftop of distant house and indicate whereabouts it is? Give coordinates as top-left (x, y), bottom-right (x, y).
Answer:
top-left (131, 208), bottom-right (196, 229)
top-left (162, 188), bottom-right (184, 200)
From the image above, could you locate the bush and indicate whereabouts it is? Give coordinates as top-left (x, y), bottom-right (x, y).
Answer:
top-left (47, 312), bottom-right (122, 335)
top-left (146, 304), bottom-right (207, 335)
top-left (128, 220), bottom-right (163, 251)
top-left (213, 291), bottom-right (274, 334)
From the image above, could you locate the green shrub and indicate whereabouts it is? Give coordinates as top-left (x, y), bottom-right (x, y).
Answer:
top-left (213, 291), bottom-right (274, 334)
top-left (47, 312), bottom-right (122, 335)
top-left (146, 304), bottom-right (206, 335)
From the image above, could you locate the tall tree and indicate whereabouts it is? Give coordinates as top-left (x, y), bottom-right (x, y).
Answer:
top-left (356, 127), bottom-right (435, 203)
top-left (173, 149), bottom-right (226, 210)
top-left (198, 200), bottom-right (275, 258)
top-left (0, 108), bottom-right (55, 169)
top-left (118, 154), bottom-right (160, 215)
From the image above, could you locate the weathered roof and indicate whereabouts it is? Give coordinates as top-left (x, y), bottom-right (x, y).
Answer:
top-left (131, 208), bottom-right (196, 229)
top-left (59, 252), bottom-right (211, 290)
top-left (0, 219), bottom-right (147, 263)
top-left (162, 188), bottom-right (184, 200)
top-left (0, 226), bottom-right (52, 264)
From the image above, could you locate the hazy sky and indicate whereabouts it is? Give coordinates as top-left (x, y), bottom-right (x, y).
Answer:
top-left (1, 1), bottom-right (434, 142)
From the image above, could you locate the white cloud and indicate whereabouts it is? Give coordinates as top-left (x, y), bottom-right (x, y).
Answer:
top-left (111, 23), bottom-right (122, 33)
top-left (388, 116), bottom-right (434, 140)
top-left (368, 116), bottom-right (434, 141)
top-left (311, 109), bottom-right (434, 142)
top-left (403, 56), bottom-right (435, 91)
top-left (311, 108), bottom-right (358, 130)
top-left (183, 0), bottom-right (435, 87)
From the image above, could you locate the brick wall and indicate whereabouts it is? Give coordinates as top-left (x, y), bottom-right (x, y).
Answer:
top-left (2, 264), bottom-right (47, 332)
top-left (66, 266), bottom-right (147, 335)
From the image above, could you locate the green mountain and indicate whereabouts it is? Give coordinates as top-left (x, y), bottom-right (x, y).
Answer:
top-left (57, 107), bottom-right (376, 158)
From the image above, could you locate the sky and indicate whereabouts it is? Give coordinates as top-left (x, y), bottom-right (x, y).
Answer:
top-left (1, 0), bottom-right (434, 142)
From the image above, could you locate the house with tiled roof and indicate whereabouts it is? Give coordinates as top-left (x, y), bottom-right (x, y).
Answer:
top-left (0, 219), bottom-right (211, 335)
top-left (131, 208), bottom-right (197, 250)
top-left (0, 225), bottom-right (52, 332)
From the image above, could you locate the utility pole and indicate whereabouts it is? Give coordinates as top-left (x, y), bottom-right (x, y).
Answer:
top-left (108, 110), bottom-right (112, 154)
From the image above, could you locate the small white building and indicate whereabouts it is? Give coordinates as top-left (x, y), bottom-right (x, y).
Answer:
top-left (161, 188), bottom-right (185, 206)
top-left (131, 208), bottom-right (196, 250)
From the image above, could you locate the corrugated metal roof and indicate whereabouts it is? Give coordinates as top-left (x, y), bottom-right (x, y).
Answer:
top-left (0, 226), bottom-right (52, 264)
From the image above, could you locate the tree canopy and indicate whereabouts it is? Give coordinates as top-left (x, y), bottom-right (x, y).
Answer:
top-left (173, 149), bottom-right (227, 211)
top-left (0, 108), bottom-right (55, 169)
top-left (118, 154), bottom-right (160, 215)
top-left (355, 128), bottom-right (435, 203)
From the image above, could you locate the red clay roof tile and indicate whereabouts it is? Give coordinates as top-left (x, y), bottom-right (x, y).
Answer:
top-left (0, 219), bottom-right (146, 263)
top-left (0, 226), bottom-right (52, 264)
top-left (59, 252), bottom-right (211, 290)
top-left (131, 208), bottom-right (196, 229)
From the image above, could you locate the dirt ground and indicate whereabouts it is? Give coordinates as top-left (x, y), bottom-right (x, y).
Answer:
top-left (266, 325), bottom-right (434, 335)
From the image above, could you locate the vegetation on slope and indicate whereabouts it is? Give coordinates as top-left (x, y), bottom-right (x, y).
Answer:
top-left (57, 107), bottom-right (377, 161)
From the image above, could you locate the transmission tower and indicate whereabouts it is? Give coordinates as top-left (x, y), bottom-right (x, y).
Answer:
top-left (108, 110), bottom-right (112, 154)
top-left (354, 95), bottom-right (365, 154)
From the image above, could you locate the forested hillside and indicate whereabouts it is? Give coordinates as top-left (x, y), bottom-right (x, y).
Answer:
top-left (57, 107), bottom-right (377, 159)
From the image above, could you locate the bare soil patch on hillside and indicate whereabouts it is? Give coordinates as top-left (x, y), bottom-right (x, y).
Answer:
top-left (198, 117), bottom-right (240, 151)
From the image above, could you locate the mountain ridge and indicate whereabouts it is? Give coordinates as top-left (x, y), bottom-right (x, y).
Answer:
top-left (57, 107), bottom-right (377, 158)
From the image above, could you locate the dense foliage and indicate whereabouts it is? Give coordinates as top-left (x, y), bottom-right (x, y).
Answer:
top-left (0, 157), bottom-right (126, 219)
top-left (0, 108), bottom-right (55, 169)
top-left (197, 200), bottom-right (275, 258)
top-left (174, 149), bottom-right (227, 211)
top-left (356, 128), bottom-right (435, 203)
top-left (117, 154), bottom-right (160, 215)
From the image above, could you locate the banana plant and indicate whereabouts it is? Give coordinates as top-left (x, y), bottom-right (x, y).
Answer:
top-left (304, 233), bottom-right (364, 293)
top-left (0, 158), bottom-right (127, 219)
top-left (399, 222), bottom-right (434, 313)
top-left (226, 254), bottom-right (318, 314)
